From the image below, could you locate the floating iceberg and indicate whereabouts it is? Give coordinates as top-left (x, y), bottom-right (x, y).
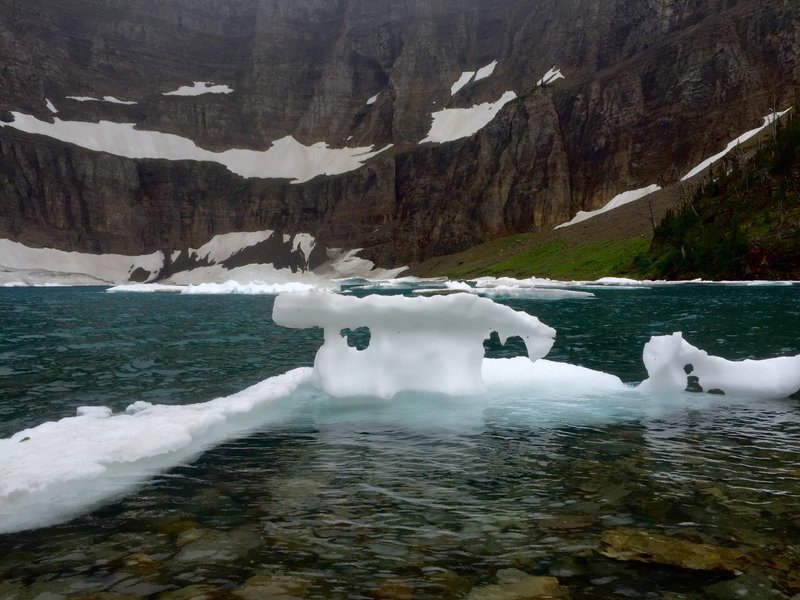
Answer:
top-left (640, 332), bottom-right (800, 399)
top-left (272, 292), bottom-right (556, 398)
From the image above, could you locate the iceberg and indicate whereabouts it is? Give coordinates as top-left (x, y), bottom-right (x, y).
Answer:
top-left (272, 292), bottom-right (556, 399)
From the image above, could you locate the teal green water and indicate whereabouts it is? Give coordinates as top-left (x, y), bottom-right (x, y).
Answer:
top-left (1, 285), bottom-right (800, 598)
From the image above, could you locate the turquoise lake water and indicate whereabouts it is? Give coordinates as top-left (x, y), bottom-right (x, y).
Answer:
top-left (1, 284), bottom-right (799, 598)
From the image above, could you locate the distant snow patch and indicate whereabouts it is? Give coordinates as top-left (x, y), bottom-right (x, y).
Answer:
top-left (366, 93), bottom-right (380, 105)
top-left (537, 66), bottom-right (564, 87)
top-left (681, 108), bottom-right (792, 181)
top-left (0, 112), bottom-right (390, 183)
top-left (420, 91), bottom-right (517, 144)
top-left (450, 71), bottom-right (475, 96)
top-left (163, 82), bottom-right (234, 96)
top-left (66, 95), bottom-right (137, 105)
top-left (474, 60), bottom-right (497, 82)
top-left (555, 184), bottom-right (662, 229)
top-left (45, 99), bottom-right (57, 114)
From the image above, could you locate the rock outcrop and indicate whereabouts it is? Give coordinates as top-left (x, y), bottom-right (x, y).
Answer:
top-left (0, 0), bottom-right (798, 268)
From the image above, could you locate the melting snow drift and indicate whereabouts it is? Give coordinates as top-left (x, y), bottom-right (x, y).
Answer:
top-left (163, 82), bottom-right (234, 96)
top-left (537, 67), bottom-right (564, 87)
top-left (555, 184), bottom-right (662, 229)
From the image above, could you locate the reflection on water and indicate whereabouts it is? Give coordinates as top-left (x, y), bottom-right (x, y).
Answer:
top-left (1, 285), bottom-right (800, 598)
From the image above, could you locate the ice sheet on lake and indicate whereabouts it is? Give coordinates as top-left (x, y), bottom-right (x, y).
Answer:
top-left (273, 292), bottom-right (556, 399)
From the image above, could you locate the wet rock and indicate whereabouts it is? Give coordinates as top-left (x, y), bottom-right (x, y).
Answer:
top-left (467, 570), bottom-right (560, 600)
top-left (598, 528), bottom-right (750, 573)
top-left (704, 568), bottom-right (774, 600)
top-left (533, 515), bottom-right (597, 531)
top-left (118, 552), bottom-right (159, 575)
top-left (175, 527), bottom-right (208, 548)
top-left (159, 584), bottom-right (220, 599)
top-left (175, 527), bottom-right (261, 563)
top-left (373, 578), bottom-right (416, 599)
top-left (232, 574), bottom-right (311, 600)
top-left (0, 580), bottom-right (23, 599)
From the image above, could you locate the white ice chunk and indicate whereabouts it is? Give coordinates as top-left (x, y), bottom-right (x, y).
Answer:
top-left (639, 332), bottom-right (800, 399)
top-left (163, 82), bottom-right (234, 96)
top-left (272, 292), bottom-right (556, 399)
top-left (0, 368), bottom-right (312, 534)
top-left (450, 71), bottom-right (475, 95)
top-left (681, 108), bottom-right (792, 181)
top-left (0, 112), bottom-right (391, 183)
top-left (474, 60), bottom-right (497, 82)
top-left (537, 66), bottom-right (565, 87)
top-left (45, 99), bottom-right (57, 114)
top-left (421, 91), bottom-right (517, 144)
top-left (555, 184), bottom-right (661, 229)
top-left (366, 93), bottom-right (380, 105)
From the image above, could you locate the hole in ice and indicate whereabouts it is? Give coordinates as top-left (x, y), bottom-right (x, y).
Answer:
top-left (686, 375), bottom-right (704, 393)
top-left (340, 327), bottom-right (371, 351)
top-left (683, 363), bottom-right (694, 374)
top-left (483, 331), bottom-right (527, 358)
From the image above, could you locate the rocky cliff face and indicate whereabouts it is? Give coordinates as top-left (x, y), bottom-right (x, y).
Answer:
top-left (0, 0), bottom-right (798, 268)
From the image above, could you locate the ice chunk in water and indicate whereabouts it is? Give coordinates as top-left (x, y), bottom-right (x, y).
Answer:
top-left (272, 292), bottom-right (556, 399)
top-left (639, 332), bottom-right (800, 399)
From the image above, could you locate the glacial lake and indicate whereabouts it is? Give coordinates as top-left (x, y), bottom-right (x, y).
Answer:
top-left (1, 283), bottom-right (799, 599)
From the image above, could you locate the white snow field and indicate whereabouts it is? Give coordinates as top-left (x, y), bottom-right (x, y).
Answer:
top-left (421, 91), bottom-right (517, 143)
top-left (555, 184), bottom-right (662, 229)
top-left (0, 112), bottom-right (390, 183)
top-left (681, 108), bottom-right (792, 180)
top-left (0, 230), bottom-right (406, 288)
top-left (162, 81), bottom-right (234, 96)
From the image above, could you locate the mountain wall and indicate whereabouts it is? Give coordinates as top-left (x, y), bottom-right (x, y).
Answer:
top-left (1, 0), bottom-right (798, 268)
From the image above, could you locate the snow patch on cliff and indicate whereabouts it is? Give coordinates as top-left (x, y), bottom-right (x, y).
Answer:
top-left (421, 91), bottom-right (517, 143)
top-left (681, 108), bottom-right (792, 180)
top-left (0, 112), bottom-right (390, 183)
top-left (537, 67), bottom-right (564, 87)
top-left (555, 184), bottom-right (662, 229)
top-left (66, 95), bottom-right (137, 105)
top-left (450, 71), bottom-right (475, 95)
top-left (474, 60), bottom-right (497, 82)
top-left (366, 93), bottom-right (380, 105)
top-left (163, 82), bottom-right (234, 96)
top-left (45, 99), bottom-right (57, 114)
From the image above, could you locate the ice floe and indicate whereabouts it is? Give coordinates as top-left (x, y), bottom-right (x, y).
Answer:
top-left (421, 91), bottom-right (517, 144)
top-left (639, 332), bottom-right (800, 399)
top-left (0, 368), bottom-right (312, 534)
top-left (681, 108), bottom-right (792, 181)
top-left (555, 184), bottom-right (662, 229)
top-left (162, 81), bottom-right (234, 96)
top-left (0, 112), bottom-right (390, 183)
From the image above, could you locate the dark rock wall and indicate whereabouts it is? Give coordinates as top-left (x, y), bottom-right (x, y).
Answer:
top-left (0, 0), bottom-right (798, 266)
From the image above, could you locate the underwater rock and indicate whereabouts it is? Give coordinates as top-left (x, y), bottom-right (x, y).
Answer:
top-left (704, 569), bottom-right (774, 600)
top-left (598, 528), bottom-right (750, 572)
top-left (159, 584), bottom-right (220, 599)
top-left (232, 574), bottom-right (311, 599)
top-left (466, 569), bottom-right (560, 599)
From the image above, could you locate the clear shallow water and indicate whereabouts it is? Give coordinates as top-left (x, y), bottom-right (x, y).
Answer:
top-left (1, 285), bottom-right (800, 598)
